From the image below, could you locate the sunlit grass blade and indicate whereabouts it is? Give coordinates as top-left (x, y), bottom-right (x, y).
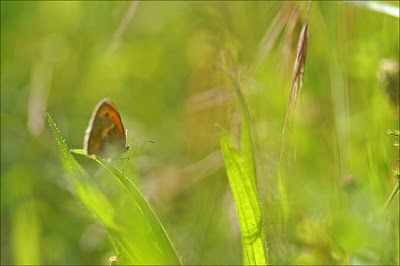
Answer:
top-left (70, 151), bottom-right (181, 264)
top-left (91, 154), bottom-right (181, 265)
top-left (216, 125), bottom-right (267, 265)
top-left (71, 149), bottom-right (181, 264)
top-left (46, 111), bottom-right (181, 265)
top-left (219, 65), bottom-right (257, 192)
top-left (69, 153), bottom-right (163, 263)
top-left (45, 111), bottom-right (134, 263)
top-left (250, 6), bottom-right (287, 75)
top-left (46, 111), bottom-right (119, 230)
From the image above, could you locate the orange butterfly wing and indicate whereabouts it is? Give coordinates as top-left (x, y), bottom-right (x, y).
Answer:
top-left (84, 99), bottom-right (128, 159)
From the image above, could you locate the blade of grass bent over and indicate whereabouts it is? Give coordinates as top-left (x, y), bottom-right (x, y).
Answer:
top-left (217, 125), bottom-right (267, 265)
top-left (96, 158), bottom-right (182, 265)
top-left (47, 112), bottom-right (181, 265)
top-left (46, 112), bottom-right (118, 230)
top-left (46, 111), bottom-right (137, 264)
top-left (71, 149), bottom-right (182, 265)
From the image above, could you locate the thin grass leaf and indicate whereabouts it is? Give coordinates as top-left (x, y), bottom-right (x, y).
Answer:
top-left (48, 112), bottom-right (154, 264)
top-left (109, 1), bottom-right (139, 53)
top-left (250, 6), bottom-right (288, 75)
top-left (95, 157), bottom-right (182, 265)
top-left (227, 65), bottom-right (261, 263)
top-left (72, 149), bottom-right (181, 263)
top-left (46, 111), bottom-right (135, 263)
top-left (46, 112), bottom-right (181, 265)
top-left (46, 111), bottom-right (119, 230)
top-left (219, 65), bottom-right (257, 192)
top-left (216, 125), bottom-right (267, 265)
top-left (70, 150), bottom-right (182, 265)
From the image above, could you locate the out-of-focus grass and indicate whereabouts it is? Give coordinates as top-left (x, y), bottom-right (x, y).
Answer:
top-left (1, 1), bottom-right (399, 265)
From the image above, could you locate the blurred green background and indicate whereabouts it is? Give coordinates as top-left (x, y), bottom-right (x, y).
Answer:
top-left (1, 1), bottom-right (399, 265)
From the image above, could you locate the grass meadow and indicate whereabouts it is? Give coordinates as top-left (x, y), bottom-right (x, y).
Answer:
top-left (1, 1), bottom-right (399, 265)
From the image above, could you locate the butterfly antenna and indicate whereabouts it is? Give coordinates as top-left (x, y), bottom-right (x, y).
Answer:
top-left (127, 140), bottom-right (155, 146)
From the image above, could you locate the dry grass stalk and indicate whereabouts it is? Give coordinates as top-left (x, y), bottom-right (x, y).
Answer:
top-left (280, 7), bottom-right (302, 73)
top-left (185, 87), bottom-right (230, 113)
top-left (109, 0), bottom-right (140, 53)
top-left (251, 2), bottom-right (303, 76)
top-left (250, 6), bottom-right (288, 75)
top-left (279, 1), bottom-right (311, 164)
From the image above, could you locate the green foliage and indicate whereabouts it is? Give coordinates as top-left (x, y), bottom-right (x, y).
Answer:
top-left (383, 128), bottom-right (400, 209)
top-left (46, 112), bottom-right (181, 265)
top-left (393, 169), bottom-right (400, 180)
top-left (217, 125), bottom-right (267, 265)
top-left (217, 65), bottom-right (267, 265)
top-left (386, 129), bottom-right (400, 178)
top-left (1, 1), bottom-right (399, 265)
top-left (386, 129), bottom-right (400, 138)
top-left (219, 65), bottom-right (258, 191)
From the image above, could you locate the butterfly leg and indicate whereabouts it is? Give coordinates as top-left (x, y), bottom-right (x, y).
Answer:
top-left (119, 157), bottom-right (130, 173)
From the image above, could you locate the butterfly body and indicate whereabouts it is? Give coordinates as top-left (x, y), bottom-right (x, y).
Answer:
top-left (84, 99), bottom-right (130, 160)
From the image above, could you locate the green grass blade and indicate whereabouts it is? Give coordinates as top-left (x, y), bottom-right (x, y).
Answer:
top-left (45, 111), bottom-right (119, 231)
top-left (94, 158), bottom-right (182, 265)
top-left (219, 65), bottom-right (257, 192)
top-left (46, 111), bottom-right (135, 263)
top-left (216, 124), bottom-right (267, 265)
top-left (46, 111), bottom-right (180, 265)
top-left (71, 149), bottom-right (181, 264)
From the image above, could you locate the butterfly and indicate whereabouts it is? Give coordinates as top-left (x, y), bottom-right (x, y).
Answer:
top-left (84, 98), bottom-right (131, 160)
